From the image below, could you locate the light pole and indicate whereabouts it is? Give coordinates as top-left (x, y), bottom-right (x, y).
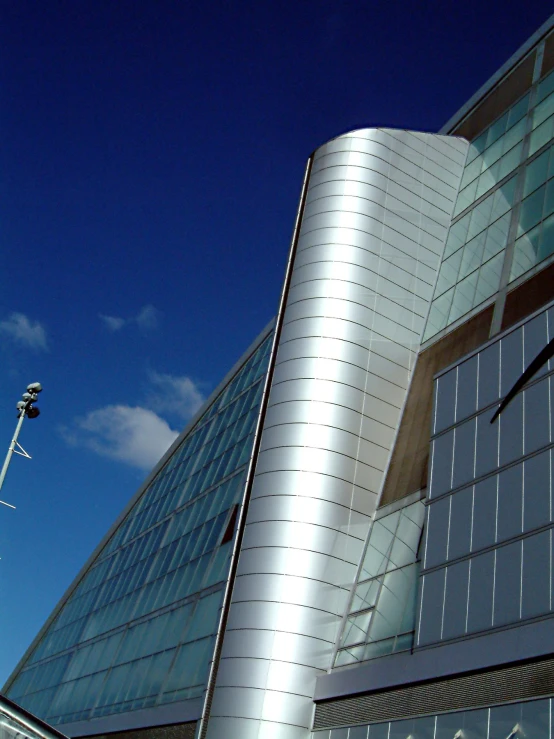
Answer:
top-left (0, 382), bottom-right (43, 508)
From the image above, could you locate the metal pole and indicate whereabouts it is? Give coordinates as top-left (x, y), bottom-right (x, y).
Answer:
top-left (0, 412), bottom-right (26, 496)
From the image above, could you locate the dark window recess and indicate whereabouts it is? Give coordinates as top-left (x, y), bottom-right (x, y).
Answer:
top-left (501, 261), bottom-right (554, 331)
top-left (542, 30), bottom-right (554, 79)
top-left (379, 306), bottom-right (493, 508)
top-left (221, 505), bottom-right (239, 545)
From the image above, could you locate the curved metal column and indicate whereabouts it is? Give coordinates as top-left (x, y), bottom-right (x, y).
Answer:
top-left (206, 128), bottom-right (468, 738)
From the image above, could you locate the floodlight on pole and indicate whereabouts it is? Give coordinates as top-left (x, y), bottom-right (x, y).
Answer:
top-left (0, 382), bottom-right (43, 508)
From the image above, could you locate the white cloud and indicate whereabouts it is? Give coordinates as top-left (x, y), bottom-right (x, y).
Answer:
top-left (99, 314), bottom-right (126, 331)
top-left (148, 371), bottom-right (205, 420)
top-left (62, 372), bottom-right (205, 469)
top-left (99, 304), bottom-right (161, 333)
top-left (135, 305), bottom-right (160, 331)
top-left (0, 312), bottom-right (48, 350)
top-left (69, 405), bottom-right (179, 470)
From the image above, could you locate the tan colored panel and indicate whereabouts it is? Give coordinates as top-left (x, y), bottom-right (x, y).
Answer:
top-left (452, 53), bottom-right (535, 141)
top-left (501, 261), bottom-right (554, 331)
top-left (379, 306), bottom-right (494, 507)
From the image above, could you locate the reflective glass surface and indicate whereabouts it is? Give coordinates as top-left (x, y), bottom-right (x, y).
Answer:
top-left (511, 142), bottom-right (554, 280)
top-left (420, 305), bottom-right (554, 646)
top-left (424, 68), bottom-right (554, 344)
top-left (334, 500), bottom-right (424, 667)
top-left (423, 178), bottom-right (515, 341)
top-left (312, 698), bottom-right (552, 739)
top-left (6, 333), bottom-right (273, 725)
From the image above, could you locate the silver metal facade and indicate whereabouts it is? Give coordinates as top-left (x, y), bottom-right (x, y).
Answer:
top-left (206, 129), bottom-right (467, 739)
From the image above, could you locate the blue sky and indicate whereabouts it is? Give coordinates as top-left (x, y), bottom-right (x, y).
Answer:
top-left (0, 1), bottom-right (550, 684)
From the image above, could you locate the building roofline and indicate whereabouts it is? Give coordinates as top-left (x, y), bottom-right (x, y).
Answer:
top-left (440, 13), bottom-right (554, 135)
top-left (2, 318), bottom-right (275, 695)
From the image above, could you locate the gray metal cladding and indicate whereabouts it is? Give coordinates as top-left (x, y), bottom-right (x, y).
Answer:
top-left (206, 129), bottom-right (467, 738)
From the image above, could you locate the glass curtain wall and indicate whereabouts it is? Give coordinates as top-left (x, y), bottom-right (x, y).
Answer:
top-left (424, 66), bottom-right (554, 343)
top-left (334, 500), bottom-right (424, 667)
top-left (312, 696), bottom-right (552, 739)
top-left (5, 332), bottom-right (273, 726)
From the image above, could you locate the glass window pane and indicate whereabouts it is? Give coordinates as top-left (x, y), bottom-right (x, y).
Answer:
top-left (534, 93), bottom-right (554, 129)
top-left (503, 117), bottom-right (526, 151)
top-left (472, 476), bottom-right (497, 552)
top-left (524, 149), bottom-right (550, 197)
top-left (429, 430), bottom-right (454, 498)
top-left (499, 392), bottom-right (523, 467)
top-left (435, 250), bottom-right (462, 297)
top-left (477, 342), bottom-right (500, 410)
top-left (520, 697), bottom-right (551, 737)
top-left (340, 611), bottom-right (372, 647)
top-left (511, 227), bottom-right (540, 281)
top-left (445, 214), bottom-right (470, 258)
top-left (538, 71), bottom-right (554, 102)
top-left (474, 252), bottom-right (503, 306)
top-left (423, 289), bottom-right (454, 341)
top-left (467, 551), bottom-right (494, 633)
top-left (452, 418), bottom-right (476, 488)
top-left (448, 271), bottom-right (478, 323)
top-left (434, 369), bottom-right (457, 434)
top-left (448, 486), bottom-right (473, 561)
top-left (456, 356), bottom-right (478, 422)
top-left (487, 112), bottom-right (509, 147)
top-left (467, 194), bottom-right (494, 240)
top-left (524, 378), bottom-right (551, 454)
top-left (498, 142), bottom-right (523, 180)
top-left (458, 232), bottom-right (485, 279)
top-left (475, 411), bottom-right (499, 478)
top-left (491, 175), bottom-right (516, 220)
top-left (522, 530), bottom-right (551, 619)
top-left (352, 578), bottom-right (381, 612)
top-left (497, 463), bottom-right (523, 543)
top-left (442, 560), bottom-right (470, 640)
top-left (523, 450), bottom-right (551, 532)
top-left (417, 568), bottom-right (446, 646)
top-left (519, 185), bottom-right (546, 236)
top-left (539, 212), bottom-right (554, 261)
top-left (483, 214), bottom-right (510, 261)
top-left (530, 116), bottom-right (554, 156)
top-left (493, 541), bottom-right (522, 627)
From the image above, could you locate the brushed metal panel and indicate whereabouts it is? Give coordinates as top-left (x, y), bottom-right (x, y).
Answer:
top-left (278, 317), bottom-right (416, 370)
top-left (249, 470), bottom-right (375, 515)
top-left (260, 689), bottom-right (315, 726)
top-left (257, 425), bottom-right (389, 470)
top-left (220, 629), bottom-right (332, 669)
top-left (231, 573), bottom-right (349, 615)
top-left (244, 494), bottom-right (368, 530)
top-left (267, 378), bottom-right (399, 425)
top-left (237, 545), bottom-right (357, 584)
top-left (209, 128), bottom-right (465, 739)
top-left (240, 521), bottom-right (357, 564)
top-left (265, 661), bottom-right (318, 697)
top-left (209, 686), bottom-right (265, 721)
top-left (225, 601), bottom-right (337, 642)
top-left (271, 356), bottom-right (369, 392)
top-left (275, 335), bottom-right (373, 369)
top-left (263, 400), bottom-right (396, 446)
top-left (254, 447), bottom-right (359, 484)
top-left (205, 717), bottom-right (260, 739)
top-left (214, 657), bottom-right (270, 689)
top-left (218, 628), bottom-right (276, 660)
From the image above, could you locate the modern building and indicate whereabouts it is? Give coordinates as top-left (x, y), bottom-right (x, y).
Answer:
top-left (5, 12), bottom-right (554, 739)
